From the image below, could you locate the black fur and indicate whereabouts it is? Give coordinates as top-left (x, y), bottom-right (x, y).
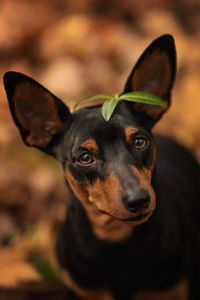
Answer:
top-left (3, 34), bottom-right (200, 299)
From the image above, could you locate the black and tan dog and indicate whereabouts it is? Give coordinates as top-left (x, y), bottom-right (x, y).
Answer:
top-left (3, 35), bottom-right (200, 300)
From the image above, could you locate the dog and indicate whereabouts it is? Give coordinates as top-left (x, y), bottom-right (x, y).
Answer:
top-left (3, 34), bottom-right (200, 300)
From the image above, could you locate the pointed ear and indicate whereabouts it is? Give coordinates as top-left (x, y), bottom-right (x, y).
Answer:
top-left (123, 34), bottom-right (176, 124)
top-left (3, 72), bottom-right (71, 150)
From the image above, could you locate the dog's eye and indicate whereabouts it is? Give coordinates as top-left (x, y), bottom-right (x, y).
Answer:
top-left (134, 137), bottom-right (147, 150)
top-left (78, 153), bottom-right (94, 165)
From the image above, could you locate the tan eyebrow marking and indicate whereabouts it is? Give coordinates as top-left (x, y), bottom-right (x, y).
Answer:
top-left (81, 138), bottom-right (99, 154)
top-left (124, 127), bottom-right (138, 144)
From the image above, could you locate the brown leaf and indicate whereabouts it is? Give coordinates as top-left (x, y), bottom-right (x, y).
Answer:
top-left (0, 240), bottom-right (41, 287)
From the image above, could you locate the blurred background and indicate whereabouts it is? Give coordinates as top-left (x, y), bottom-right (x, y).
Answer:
top-left (0, 0), bottom-right (200, 296)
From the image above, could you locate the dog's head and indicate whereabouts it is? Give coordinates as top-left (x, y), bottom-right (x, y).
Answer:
top-left (3, 34), bottom-right (176, 233)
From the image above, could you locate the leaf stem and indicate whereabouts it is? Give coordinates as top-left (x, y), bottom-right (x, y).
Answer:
top-left (73, 91), bottom-right (166, 121)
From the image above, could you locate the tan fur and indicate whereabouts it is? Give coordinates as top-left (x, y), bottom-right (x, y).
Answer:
top-left (66, 170), bottom-right (134, 241)
top-left (141, 167), bottom-right (152, 181)
top-left (81, 139), bottom-right (99, 154)
top-left (133, 280), bottom-right (188, 300)
top-left (66, 166), bottom-right (156, 241)
top-left (125, 127), bottom-right (138, 144)
top-left (62, 270), bottom-right (114, 300)
top-left (80, 200), bottom-right (134, 241)
top-left (66, 170), bottom-right (89, 203)
top-left (131, 166), bottom-right (156, 213)
top-left (14, 82), bottom-right (63, 147)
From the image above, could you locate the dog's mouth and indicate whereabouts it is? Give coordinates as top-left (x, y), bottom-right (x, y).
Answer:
top-left (122, 212), bottom-right (151, 222)
top-left (101, 209), bottom-right (152, 223)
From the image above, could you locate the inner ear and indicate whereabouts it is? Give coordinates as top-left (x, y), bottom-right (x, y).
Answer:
top-left (4, 72), bottom-right (70, 149)
top-left (124, 34), bottom-right (176, 122)
top-left (131, 49), bottom-right (173, 100)
top-left (14, 81), bottom-right (64, 148)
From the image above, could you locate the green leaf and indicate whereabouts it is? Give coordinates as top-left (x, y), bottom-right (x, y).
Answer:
top-left (73, 91), bottom-right (166, 122)
top-left (73, 94), bottom-right (112, 111)
top-left (102, 98), bottom-right (118, 121)
top-left (119, 91), bottom-right (166, 108)
top-left (113, 93), bottom-right (122, 103)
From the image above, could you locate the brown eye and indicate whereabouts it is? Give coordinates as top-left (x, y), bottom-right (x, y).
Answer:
top-left (134, 137), bottom-right (147, 150)
top-left (78, 153), bottom-right (94, 165)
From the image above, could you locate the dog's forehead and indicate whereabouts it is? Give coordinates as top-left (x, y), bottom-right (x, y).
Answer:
top-left (71, 106), bottom-right (137, 146)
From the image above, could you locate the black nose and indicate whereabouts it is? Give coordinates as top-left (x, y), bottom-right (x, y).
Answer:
top-left (123, 190), bottom-right (150, 212)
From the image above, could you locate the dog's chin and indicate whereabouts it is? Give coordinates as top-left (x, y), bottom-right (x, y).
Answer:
top-left (122, 212), bottom-right (153, 224)
top-left (102, 209), bottom-right (153, 225)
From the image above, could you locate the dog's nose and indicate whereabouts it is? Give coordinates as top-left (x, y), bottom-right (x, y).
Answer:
top-left (123, 190), bottom-right (150, 212)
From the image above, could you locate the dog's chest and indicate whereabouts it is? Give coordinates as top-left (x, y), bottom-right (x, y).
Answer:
top-left (62, 209), bottom-right (184, 292)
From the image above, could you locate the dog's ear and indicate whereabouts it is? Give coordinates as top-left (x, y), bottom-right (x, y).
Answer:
top-left (3, 72), bottom-right (71, 150)
top-left (123, 34), bottom-right (176, 124)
